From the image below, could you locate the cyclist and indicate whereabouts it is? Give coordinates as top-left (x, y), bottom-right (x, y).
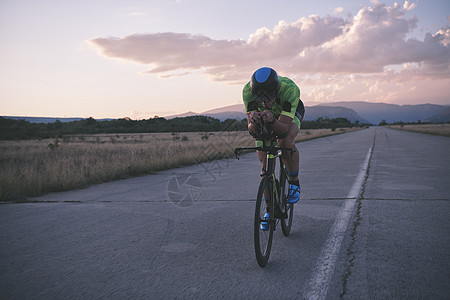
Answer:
top-left (242, 67), bottom-right (305, 212)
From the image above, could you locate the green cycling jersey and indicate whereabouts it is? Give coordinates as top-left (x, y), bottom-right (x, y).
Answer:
top-left (242, 76), bottom-right (302, 128)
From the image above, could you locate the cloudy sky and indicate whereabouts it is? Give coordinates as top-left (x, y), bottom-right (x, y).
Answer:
top-left (1, 0), bottom-right (449, 119)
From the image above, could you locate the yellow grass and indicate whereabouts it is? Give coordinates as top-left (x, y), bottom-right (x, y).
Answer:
top-left (294, 127), bottom-right (361, 143)
top-left (388, 124), bottom-right (450, 137)
top-left (0, 128), bottom-right (360, 201)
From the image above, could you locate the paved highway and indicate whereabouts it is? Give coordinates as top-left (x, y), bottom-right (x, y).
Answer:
top-left (1, 127), bottom-right (449, 299)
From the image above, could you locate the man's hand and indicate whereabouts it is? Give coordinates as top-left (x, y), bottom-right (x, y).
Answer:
top-left (260, 110), bottom-right (274, 124)
top-left (247, 111), bottom-right (261, 124)
top-left (248, 122), bottom-right (261, 138)
top-left (247, 111), bottom-right (262, 138)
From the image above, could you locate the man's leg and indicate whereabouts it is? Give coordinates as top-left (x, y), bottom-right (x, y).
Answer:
top-left (257, 151), bottom-right (270, 207)
top-left (279, 123), bottom-right (299, 176)
top-left (278, 123), bottom-right (300, 203)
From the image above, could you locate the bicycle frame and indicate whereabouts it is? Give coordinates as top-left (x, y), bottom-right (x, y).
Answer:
top-left (235, 132), bottom-right (295, 219)
top-left (234, 123), bottom-right (296, 267)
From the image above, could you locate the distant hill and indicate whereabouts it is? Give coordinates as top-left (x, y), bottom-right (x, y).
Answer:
top-left (202, 104), bottom-right (245, 114)
top-left (166, 103), bottom-right (367, 123)
top-left (2, 116), bottom-right (114, 123)
top-left (303, 106), bottom-right (368, 123)
top-left (164, 111), bottom-right (198, 119)
top-left (206, 111), bottom-right (247, 120)
top-left (424, 107), bottom-right (450, 123)
top-left (319, 102), bottom-right (449, 124)
top-left (166, 104), bottom-right (245, 120)
top-left (6, 101), bottom-right (448, 125)
top-left (184, 101), bottom-right (450, 124)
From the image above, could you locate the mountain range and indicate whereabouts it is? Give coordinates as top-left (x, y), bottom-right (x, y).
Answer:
top-left (317, 102), bottom-right (449, 124)
top-left (166, 101), bottom-right (449, 124)
top-left (3, 101), bottom-right (449, 124)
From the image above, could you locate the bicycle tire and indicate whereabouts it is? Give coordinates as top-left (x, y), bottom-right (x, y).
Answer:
top-left (254, 176), bottom-right (274, 267)
top-left (280, 163), bottom-right (294, 237)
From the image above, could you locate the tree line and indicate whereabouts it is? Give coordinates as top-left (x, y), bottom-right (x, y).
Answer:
top-left (0, 116), bottom-right (362, 140)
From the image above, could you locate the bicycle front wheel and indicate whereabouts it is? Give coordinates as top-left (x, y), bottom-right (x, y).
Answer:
top-left (280, 164), bottom-right (294, 237)
top-left (254, 176), bottom-right (274, 267)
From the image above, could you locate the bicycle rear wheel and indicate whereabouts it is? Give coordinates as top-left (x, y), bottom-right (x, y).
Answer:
top-left (280, 164), bottom-right (294, 237)
top-left (254, 176), bottom-right (274, 267)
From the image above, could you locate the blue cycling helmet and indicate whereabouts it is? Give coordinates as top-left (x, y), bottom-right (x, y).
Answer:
top-left (250, 67), bottom-right (280, 102)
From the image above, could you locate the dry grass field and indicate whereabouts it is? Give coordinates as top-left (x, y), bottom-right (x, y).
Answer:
top-left (388, 124), bottom-right (450, 137)
top-left (0, 127), bottom-right (360, 201)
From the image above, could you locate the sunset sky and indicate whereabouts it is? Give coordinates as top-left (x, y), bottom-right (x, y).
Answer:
top-left (1, 0), bottom-right (449, 119)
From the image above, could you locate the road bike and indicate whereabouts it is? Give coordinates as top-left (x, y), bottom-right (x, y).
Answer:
top-left (235, 122), bottom-right (295, 267)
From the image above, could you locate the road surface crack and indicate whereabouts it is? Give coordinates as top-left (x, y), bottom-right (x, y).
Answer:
top-left (340, 130), bottom-right (375, 298)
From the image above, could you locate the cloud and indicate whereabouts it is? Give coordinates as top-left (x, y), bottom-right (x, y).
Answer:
top-left (89, 14), bottom-right (347, 81)
top-left (333, 7), bottom-right (344, 15)
top-left (402, 0), bottom-right (416, 11)
top-left (300, 2), bottom-right (447, 75)
top-left (89, 1), bottom-right (449, 86)
top-left (126, 12), bottom-right (145, 16)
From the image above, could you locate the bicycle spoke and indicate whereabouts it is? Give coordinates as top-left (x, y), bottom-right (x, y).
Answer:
top-left (254, 177), bottom-right (273, 267)
top-left (280, 162), bottom-right (294, 236)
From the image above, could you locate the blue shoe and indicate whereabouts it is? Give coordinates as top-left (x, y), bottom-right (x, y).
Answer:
top-left (286, 184), bottom-right (300, 204)
top-left (260, 212), bottom-right (270, 231)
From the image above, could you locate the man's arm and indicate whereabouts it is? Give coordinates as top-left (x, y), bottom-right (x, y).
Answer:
top-left (260, 111), bottom-right (292, 137)
top-left (247, 111), bottom-right (262, 137)
top-left (271, 114), bottom-right (292, 137)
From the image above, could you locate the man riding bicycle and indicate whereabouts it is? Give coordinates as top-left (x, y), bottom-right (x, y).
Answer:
top-left (242, 67), bottom-right (305, 206)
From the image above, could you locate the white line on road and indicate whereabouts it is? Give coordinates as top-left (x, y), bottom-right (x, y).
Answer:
top-left (305, 147), bottom-right (373, 300)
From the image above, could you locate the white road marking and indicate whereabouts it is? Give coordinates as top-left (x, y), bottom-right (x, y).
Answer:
top-left (305, 147), bottom-right (373, 300)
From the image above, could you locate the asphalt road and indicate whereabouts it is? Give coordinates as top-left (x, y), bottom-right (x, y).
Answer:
top-left (1, 127), bottom-right (449, 299)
